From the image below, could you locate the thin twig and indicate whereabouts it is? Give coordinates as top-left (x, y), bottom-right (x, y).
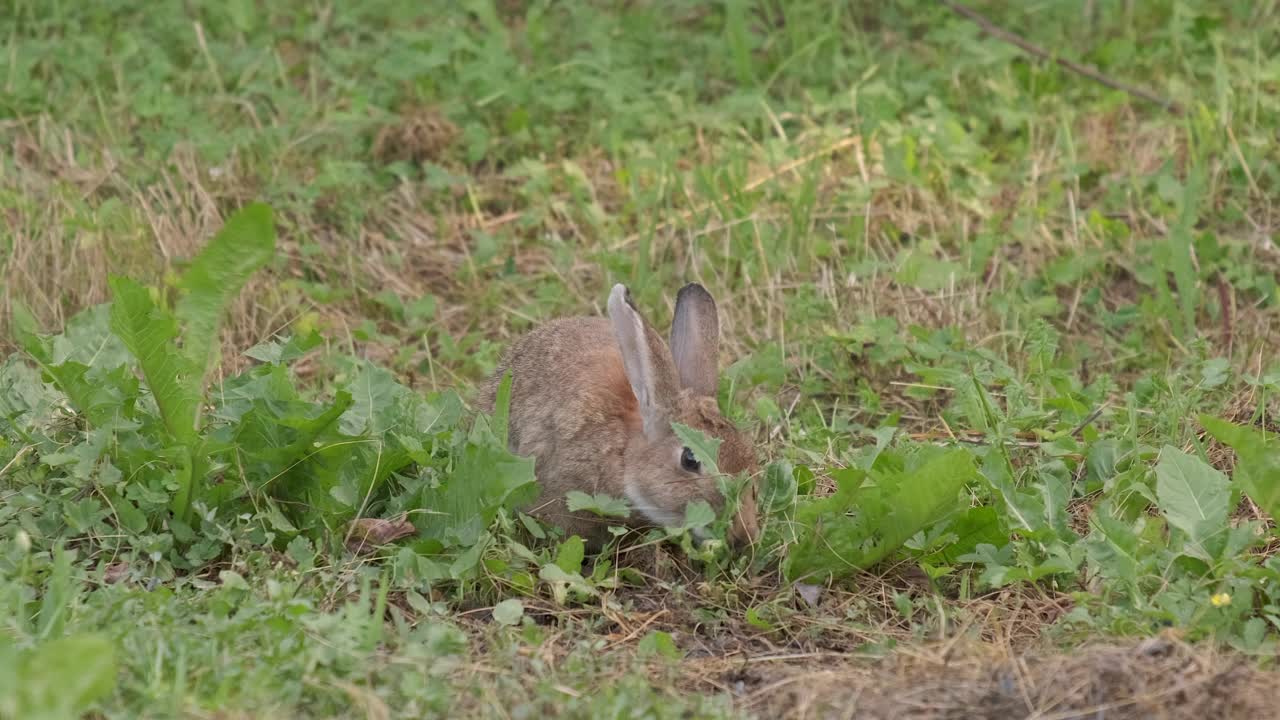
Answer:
top-left (601, 609), bottom-right (669, 651)
top-left (0, 445), bottom-right (32, 478)
top-left (906, 431), bottom-right (1044, 449)
top-left (1068, 403), bottom-right (1109, 437)
top-left (941, 1), bottom-right (1184, 115)
top-left (1217, 275), bottom-right (1234, 353)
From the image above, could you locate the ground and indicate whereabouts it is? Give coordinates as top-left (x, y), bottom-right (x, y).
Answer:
top-left (3, 2), bottom-right (1280, 719)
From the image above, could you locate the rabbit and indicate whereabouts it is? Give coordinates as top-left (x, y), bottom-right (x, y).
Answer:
top-left (478, 282), bottom-right (760, 549)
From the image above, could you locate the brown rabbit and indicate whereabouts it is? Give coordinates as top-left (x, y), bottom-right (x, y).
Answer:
top-left (478, 283), bottom-right (760, 549)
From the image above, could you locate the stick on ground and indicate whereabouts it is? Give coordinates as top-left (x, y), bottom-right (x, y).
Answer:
top-left (942, 1), bottom-right (1185, 115)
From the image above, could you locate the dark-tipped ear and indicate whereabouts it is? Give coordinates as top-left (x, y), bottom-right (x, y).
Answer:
top-left (608, 284), bottom-right (670, 439)
top-left (670, 283), bottom-right (720, 397)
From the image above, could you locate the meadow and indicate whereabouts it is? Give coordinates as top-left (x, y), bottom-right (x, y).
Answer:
top-left (3, 1), bottom-right (1280, 718)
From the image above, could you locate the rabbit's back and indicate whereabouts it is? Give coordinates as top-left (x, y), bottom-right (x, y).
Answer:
top-left (481, 317), bottom-right (628, 422)
top-left (480, 317), bottom-right (640, 537)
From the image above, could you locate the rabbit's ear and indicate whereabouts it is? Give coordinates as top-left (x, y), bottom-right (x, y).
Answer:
top-left (609, 284), bottom-right (671, 439)
top-left (670, 283), bottom-right (720, 397)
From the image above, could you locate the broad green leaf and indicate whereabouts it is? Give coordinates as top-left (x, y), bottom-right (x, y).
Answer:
top-left (416, 441), bottom-right (537, 548)
top-left (416, 389), bottom-right (464, 435)
top-left (313, 440), bottom-right (411, 516)
top-left (554, 535), bottom-right (585, 573)
top-left (916, 505), bottom-right (1007, 565)
top-left (243, 330), bottom-right (322, 365)
top-left (48, 304), bottom-right (131, 369)
top-left (209, 362), bottom-right (303, 422)
top-left (1201, 415), bottom-right (1280, 521)
top-left (1037, 462), bottom-right (1076, 541)
top-left (1085, 513), bottom-right (1145, 590)
top-left (492, 598), bottom-right (524, 626)
top-left (682, 500), bottom-right (716, 531)
top-left (565, 490), bottom-right (631, 518)
top-left (518, 513), bottom-right (548, 539)
top-left (229, 389), bottom-right (354, 492)
top-left (854, 426), bottom-right (897, 470)
top-left (108, 275), bottom-right (199, 442)
top-left (39, 427), bottom-right (110, 482)
top-left (636, 630), bottom-right (682, 659)
top-left (744, 606), bottom-right (776, 631)
top-left (795, 465), bottom-right (815, 495)
top-left (449, 536), bottom-right (489, 579)
top-left (12, 304), bottom-right (138, 428)
top-left (339, 362), bottom-right (421, 436)
top-left (279, 362), bottom-right (434, 526)
top-left (1154, 445), bottom-right (1229, 558)
top-left (957, 543), bottom-right (1020, 586)
top-left (174, 202), bottom-right (276, 389)
top-left (538, 564), bottom-right (597, 604)
top-left (219, 569), bottom-right (251, 590)
top-left (980, 451), bottom-right (1048, 537)
top-left (102, 489), bottom-right (147, 533)
top-left (758, 460), bottom-right (797, 515)
top-left (785, 447), bottom-right (978, 582)
top-left (286, 536), bottom-right (317, 572)
top-left (0, 357), bottom-right (60, 432)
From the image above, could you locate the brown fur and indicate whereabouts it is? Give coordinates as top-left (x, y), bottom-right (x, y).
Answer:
top-left (478, 286), bottom-right (759, 549)
top-left (601, 353), bottom-right (643, 434)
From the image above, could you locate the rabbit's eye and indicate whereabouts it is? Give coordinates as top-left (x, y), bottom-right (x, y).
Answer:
top-left (680, 447), bottom-right (701, 473)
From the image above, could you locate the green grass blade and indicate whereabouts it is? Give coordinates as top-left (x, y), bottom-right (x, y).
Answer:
top-left (36, 542), bottom-right (75, 640)
top-left (1170, 166), bottom-right (1204, 338)
top-left (492, 371), bottom-right (513, 448)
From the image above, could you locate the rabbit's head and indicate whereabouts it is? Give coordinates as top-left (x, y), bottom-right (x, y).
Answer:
top-left (607, 283), bottom-right (760, 546)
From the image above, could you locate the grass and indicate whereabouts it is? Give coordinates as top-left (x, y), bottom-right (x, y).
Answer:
top-left (3, 0), bottom-right (1280, 717)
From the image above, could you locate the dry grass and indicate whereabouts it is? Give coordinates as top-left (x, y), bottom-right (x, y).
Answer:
top-left (426, 559), bottom-right (1278, 719)
top-left (371, 106), bottom-right (459, 166)
top-left (735, 636), bottom-right (1278, 720)
top-left (8, 109), bottom-right (1277, 398)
